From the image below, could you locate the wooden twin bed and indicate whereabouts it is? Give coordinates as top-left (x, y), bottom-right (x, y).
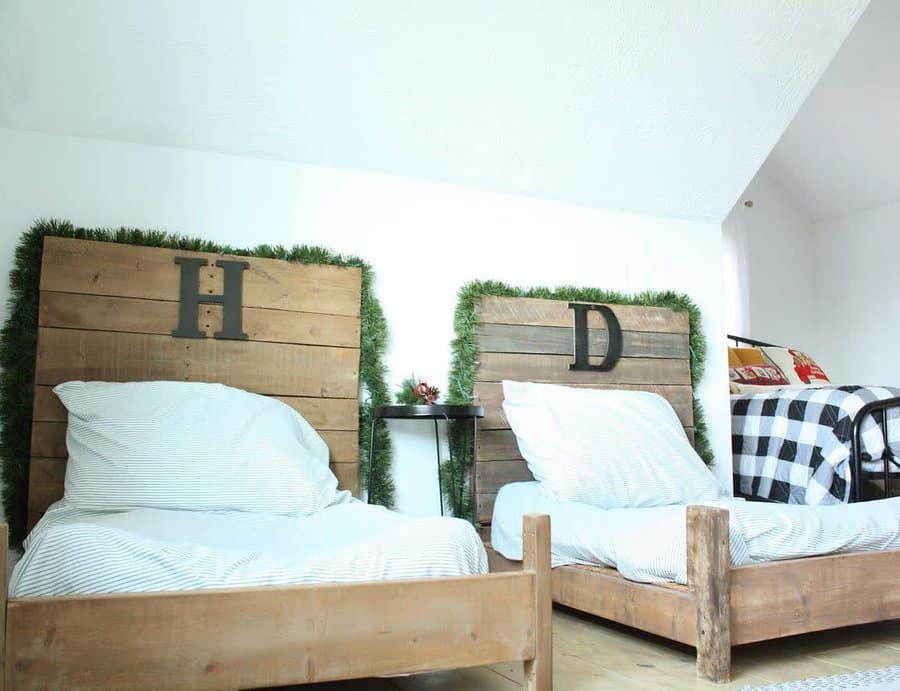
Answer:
top-left (1, 238), bottom-right (552, 690)
top-left (471, 295), bottom-right (900, 683)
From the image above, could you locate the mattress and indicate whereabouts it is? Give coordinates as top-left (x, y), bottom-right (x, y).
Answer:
top-left (10, 497), bottom-right (488, 597)
top-left (492, 481), bottom-right (900, 585)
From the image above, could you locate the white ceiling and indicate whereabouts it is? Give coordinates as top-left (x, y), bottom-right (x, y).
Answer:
top-left (0, 1), bottom-right (867, 223)
top-left (763, 0), bottom-right (900, 221)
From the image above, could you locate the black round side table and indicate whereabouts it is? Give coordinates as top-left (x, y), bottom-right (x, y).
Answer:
top-left (368, 404), bottom-right (484, 516)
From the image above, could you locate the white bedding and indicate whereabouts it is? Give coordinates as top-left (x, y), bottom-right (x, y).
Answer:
top-left (10, 497), bottom-right (488, 597)
top-left (492, 482), bottom-right (900, 585)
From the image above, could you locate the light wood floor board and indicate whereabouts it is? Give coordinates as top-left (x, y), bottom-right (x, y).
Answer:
top-left (279, 610), bottom-right (900, 691)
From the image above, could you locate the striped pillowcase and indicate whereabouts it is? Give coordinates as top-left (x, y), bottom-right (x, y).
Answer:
top-left (55, 381), bottom-right (339, 515)
top-left (501, 380), bottom-right (723, 509)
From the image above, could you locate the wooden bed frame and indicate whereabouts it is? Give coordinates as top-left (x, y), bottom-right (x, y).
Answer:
top-left (1, 237), bottom-right (552, 690)
top-left (471, 295), bottom-right (900, 684)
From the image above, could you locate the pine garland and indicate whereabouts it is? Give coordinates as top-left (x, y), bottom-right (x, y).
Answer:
top-left (0, 219), bottom-right (394, 544)
top-left (444, 280), bottom-right (713, 521)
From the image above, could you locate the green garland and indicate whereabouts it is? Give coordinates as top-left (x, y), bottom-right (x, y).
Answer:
top-left (444, 280), bottom-right (713, 521)
top-left (0, 219), bottom-right (394, 544)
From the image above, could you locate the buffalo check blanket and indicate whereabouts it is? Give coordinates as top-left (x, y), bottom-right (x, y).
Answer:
top-left (732, 385), bottom-right (900, 504)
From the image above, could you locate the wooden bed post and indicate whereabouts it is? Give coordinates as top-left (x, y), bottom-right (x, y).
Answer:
top-left (522, 513), bottom-right (552, 691)
top-left (686, 506), bottom-right (731, 684)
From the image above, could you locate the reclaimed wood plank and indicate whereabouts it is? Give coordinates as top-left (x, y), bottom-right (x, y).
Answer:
top-left (552, 564), bottom-right (698, 646)
top-left (35, 328), bottom-right (360, 398)
top-left (477, 323), bottom-right (689, 359)
top-left (476, 352), bottom-right (691, 387)
top-left (730, 549), bottom-right (900, 646)
top-left (41, 237), bottom-right (362, 317)
top-left (39, 291), bottom-right (361, 348)
top-left (477, 460), bottom-right (533, 493)
top-left (477, 296), bottom-right (689, 334)
top-left (477, 492), bottom-right (497, 525)
top-left (522, 514), bottom-right (552, 691)
top-left (687, 505), bottom-right (731, 683)
top-left (6, 572), bottom-right (536, 690)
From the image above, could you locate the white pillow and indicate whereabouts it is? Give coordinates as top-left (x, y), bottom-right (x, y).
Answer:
top-left (501, 380), bottom-right (723, 508)
top-left (55, 381), bottom-right (340, 515)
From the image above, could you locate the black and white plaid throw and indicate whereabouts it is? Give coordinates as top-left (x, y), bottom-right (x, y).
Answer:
top-left (732, 385), bottom-right (900, 504)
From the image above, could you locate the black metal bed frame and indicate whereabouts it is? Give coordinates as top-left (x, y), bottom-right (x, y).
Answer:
top-left (728, 334), bottom-right (900, 502)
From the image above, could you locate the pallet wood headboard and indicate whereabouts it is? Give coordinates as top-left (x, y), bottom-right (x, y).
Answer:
top-left (28, 237), bottom-right (363, 529)
top-left (472, 295), bottom-right (694, 526)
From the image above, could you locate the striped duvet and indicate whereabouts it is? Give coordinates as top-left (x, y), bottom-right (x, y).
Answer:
top-left (10, 497), bottom-right (488, 597)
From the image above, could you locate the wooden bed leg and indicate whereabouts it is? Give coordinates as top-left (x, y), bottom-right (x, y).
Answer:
top-left (686, 506), bottom-right (731, 684)
top-left (1, 523), bottom-right (8, 691)
top-left (522, 514), bottom-right (552, 691)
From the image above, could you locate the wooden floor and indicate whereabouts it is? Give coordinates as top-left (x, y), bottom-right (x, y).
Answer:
top-left (276, 608), bottom-right (900, 690)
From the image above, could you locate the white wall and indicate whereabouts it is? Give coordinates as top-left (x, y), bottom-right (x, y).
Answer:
top-left (723, 167), bottom-right (900, 388)
top-left (0, 128), bottom-right (733, 515)
top-left (813, 200), bottom-right (900, 386)
top-left (0, 0), bottom-right (868, 222)
top-left (723, 171), bottom-right (818, 351)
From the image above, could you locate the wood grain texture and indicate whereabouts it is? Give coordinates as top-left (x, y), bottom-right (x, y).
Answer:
top-left (552, 564), bottom-right (698, 646)
top-left (477, 296), bottom-right (689, 333)
top-left (522, 515), bottom-right (552, 691)
top-left (474, 382), bottom-right (694, 429)
top-left (40, 236), bottom-right (362, 316)
top-left (6, 573), bottom-right (536, 690)
top-left (477, 493), bottom-right (497, 525)
top-left (35, 328), bottom-right (360, 398)
top-left (26, 482), bottom-right (61, 526)
top-left (687, 506), bottom-right (732, 683)
top-left (477, 323), bottom-right (689, 359)
top-left (477, 460), bottom-right (533, 493)
top-left (730, 548), bottom-right (900, 645)
top-left (39, 291), bottom-right (361, 347)
top-left (477, 352), bottom-right (691, 386)
top-left (486, 545), bottom-right (523, 574)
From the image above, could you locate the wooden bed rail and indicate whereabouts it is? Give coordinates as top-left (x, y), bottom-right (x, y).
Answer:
top-left (2, 516), bottom-right (551, 690)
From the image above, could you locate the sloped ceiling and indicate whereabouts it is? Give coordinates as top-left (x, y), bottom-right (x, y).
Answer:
top-left (763, 0), bottom-right (900, 221)
top-left (0, 1), bottom-right (867, 223)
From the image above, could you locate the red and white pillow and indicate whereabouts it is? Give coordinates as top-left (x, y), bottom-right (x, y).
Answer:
top-left (761, 347), bottom-right (830, 386)
top-left (727, 345), bottom-right (831, 394)
top-left (729, 364), bottom-right (789, 387)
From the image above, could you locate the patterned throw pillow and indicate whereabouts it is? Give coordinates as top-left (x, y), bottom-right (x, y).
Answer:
top-left (761, 347), bottom-right (830, 385)
top-left (729, 364), bottom-right (790, 386)
top-left (731, 347), bottom-right (767, 366)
